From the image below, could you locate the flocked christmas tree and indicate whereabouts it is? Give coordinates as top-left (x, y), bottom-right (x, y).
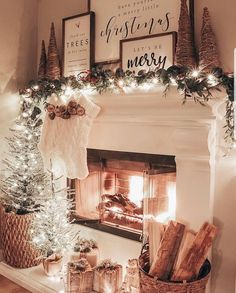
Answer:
top-left (0, 97), bottom-right (49, 215)
top-left (30, 169), bottom-right (77, 258)
top-left (199, 7), bottom-right (220, 71)
top-left (175, 0), bottom-right (196, 68)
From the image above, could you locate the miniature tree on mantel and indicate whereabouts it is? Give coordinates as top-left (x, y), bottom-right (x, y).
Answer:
top-left (175, 0), bottom-right (196, 68)
top-left (199, 7), bottom-right (220, 71)
top-left (38, 40), bottom-right (47, 79)
top-left (46, 22), bottom-right (61, 80)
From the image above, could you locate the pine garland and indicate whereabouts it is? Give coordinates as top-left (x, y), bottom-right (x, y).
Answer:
top-left (19, 66), bottom-right (235, 146)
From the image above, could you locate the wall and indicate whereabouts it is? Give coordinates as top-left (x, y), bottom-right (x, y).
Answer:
top-left (195, 0), bottom-right (236, 72)
top-left (37, 0), bottom-right (236, 72)
top-left (0, 0), bottom-right (38, 156)
top-left (211, 153), bottom-right (236, 293)
top-left (37, 0), bottom-right (88, 61)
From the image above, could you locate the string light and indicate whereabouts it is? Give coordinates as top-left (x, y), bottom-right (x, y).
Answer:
top-left (33, 85), bottom-right (39, 91)
top-left (191, 70), bottom-right (200, 78)
top-left (118, 80), bottom-right (124, 87)
top-left (152, 78), bottom-right (159, 84)
top-left (207, 74), bottom-right (218, 86)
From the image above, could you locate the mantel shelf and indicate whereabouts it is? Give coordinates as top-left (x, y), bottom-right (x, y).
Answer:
top-left (85, 86), bottom-right (226, 125)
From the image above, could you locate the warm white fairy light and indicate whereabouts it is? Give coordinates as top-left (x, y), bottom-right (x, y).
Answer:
top-left (118, 80), bottom-right (124, 87)
top-left (191, 70), bottom-right (200, 78)
top-left (152, 77), bottom-right (159, 84)
top-left (33, 85), bottom-right (39, 91)
top-left (64, 86), bottom-right (73, 96)
top-left (170, 77), bottom-right (177, 85)
top-left (130, 81), bottom-right (136, 88)
top-left (207, 74), bottom-right (218, 86)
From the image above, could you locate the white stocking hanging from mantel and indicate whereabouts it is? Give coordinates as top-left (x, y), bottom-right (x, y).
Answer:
top-left (38, 93), bottom-right (101, 179)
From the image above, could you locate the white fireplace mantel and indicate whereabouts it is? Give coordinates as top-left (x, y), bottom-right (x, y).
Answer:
top-left (86, 86), bottom-right (226, 233)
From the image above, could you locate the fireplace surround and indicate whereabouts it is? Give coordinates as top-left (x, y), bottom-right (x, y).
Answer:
top-left (81, 86), bottom-right (222, 233)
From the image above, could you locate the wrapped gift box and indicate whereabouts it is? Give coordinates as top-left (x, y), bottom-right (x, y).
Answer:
top-left (93, 260), bottom-right (123, 293)
top-left (70, 247), bottom-right (99, 268)
top-left (67, 259), bottom-right (94, 293)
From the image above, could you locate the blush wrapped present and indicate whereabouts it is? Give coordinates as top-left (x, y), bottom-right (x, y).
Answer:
top-left (93, 259), bottom-right (123, 293)
top-left (71, 238), bottom-right (99, 268)
top-left (67, 259), bottom-right (94, 293)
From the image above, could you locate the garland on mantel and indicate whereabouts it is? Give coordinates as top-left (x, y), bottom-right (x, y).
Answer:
top-left (19, 66), bottom-right (235, 146)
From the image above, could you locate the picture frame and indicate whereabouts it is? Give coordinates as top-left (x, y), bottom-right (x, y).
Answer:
top-left (120, 32), bottom-right (176, 73)
top-left (89, 0), bottom-right (194, 65)
top-left (62, 12), bottom-right (95, 77)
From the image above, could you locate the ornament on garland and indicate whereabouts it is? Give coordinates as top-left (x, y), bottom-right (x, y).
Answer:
top-left (38, 40), bottom-right (47, 79)
top-left (175, 0), bottom-right (196, 68)
top-left (45, 100), bottom-right (86, 120)
top-left (199, 7), bottom-right (220, 71)
top-left (46, 22), bottom-right (61, 80)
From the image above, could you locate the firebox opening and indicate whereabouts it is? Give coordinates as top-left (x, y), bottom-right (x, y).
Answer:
top-left (71, 149), bottom-right (176, 241)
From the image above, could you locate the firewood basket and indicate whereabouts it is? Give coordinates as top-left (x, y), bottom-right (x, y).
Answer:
top-left (139, 244), bottom-right (211, 293)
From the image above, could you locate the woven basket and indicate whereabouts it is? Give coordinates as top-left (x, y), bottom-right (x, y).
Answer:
top-left (1, 210), bottom-right (42, 268)
top-left (139, 245), bottom-right (211, 293)
top-left (0, 205), bottom-right (4, 248)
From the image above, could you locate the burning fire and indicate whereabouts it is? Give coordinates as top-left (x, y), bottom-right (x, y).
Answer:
top-left (128, 175), bottom-right (143, 207)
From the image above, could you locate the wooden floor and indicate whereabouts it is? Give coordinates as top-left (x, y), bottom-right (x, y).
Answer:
top-left (0, 275), bottom-right (30, 293)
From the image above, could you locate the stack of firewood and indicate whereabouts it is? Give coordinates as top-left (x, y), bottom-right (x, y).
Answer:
top-left (148, 221), bottom-right (217, 282)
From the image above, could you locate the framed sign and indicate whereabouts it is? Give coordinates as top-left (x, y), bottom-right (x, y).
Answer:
top-left (89, 0), bottom-right (194, 64)
top-left (120, 32), bottom-right (176, 73)
top-left (63, 12), bottom-right (95, 77)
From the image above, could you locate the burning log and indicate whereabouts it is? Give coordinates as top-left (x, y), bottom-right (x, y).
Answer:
top-left (99, 193), bottom-right (143, 216)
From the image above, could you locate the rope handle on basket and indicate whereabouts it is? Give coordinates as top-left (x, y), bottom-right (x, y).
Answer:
top-left (141, 242), bottom-right (149, 255)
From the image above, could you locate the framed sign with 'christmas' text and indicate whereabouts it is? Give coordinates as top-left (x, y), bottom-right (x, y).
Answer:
top-left (120, 32), bottom-right (176, 73)
top-left (88, 0), bottom-right (194, 64)
top-left (63, 12), bottom-right (95, 77)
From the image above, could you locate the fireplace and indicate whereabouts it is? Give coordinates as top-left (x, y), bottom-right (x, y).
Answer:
top-left (71, 149), bottom-right (176, 240)
top-left (65, 88), bottom-right (229, 293)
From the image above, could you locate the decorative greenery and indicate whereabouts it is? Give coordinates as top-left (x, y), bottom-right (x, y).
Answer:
top-left (19, 66), bottom-right (234, 146)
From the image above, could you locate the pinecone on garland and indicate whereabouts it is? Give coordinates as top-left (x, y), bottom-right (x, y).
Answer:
top-left (175, 0), bottom-right (196, 68)
top-left (46, 22), bottom-right (61, 80)
top-left (199, 7), bottom-right (220, 71)
top-left (38, 40), bottom-right (47, 79)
